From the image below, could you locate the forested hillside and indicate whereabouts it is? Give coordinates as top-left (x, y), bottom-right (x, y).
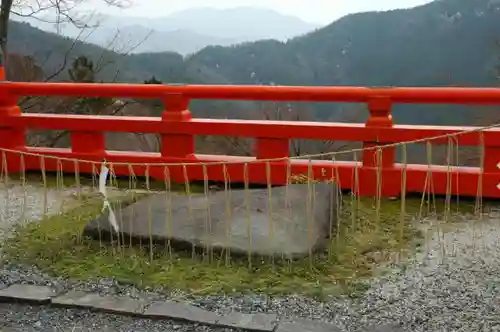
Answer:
top-left (187, 0), bottom-right (500, 124)
top-left (191, 0), bottom-right (500, 87)
top-left (9, 0), bottom-right (500, 128)
top-left (17, 7), bottom-right (320, 55)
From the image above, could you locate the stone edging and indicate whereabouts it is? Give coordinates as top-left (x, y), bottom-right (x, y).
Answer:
top-left (0, 284), bottom-right (342, 332)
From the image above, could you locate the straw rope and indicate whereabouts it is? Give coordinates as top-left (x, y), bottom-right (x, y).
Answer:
top-left (0, 119), bottom-right (492, 300)
top-left (0, 122), bottom-right (498, 166)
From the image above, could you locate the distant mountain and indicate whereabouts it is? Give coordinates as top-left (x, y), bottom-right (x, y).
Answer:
top-left (154, 7), bottom-right (321, 41)
top-left (187, 0), bottom-right (500, 124)
top-left (14, 7), bottom-right (321, 55)
top-left (80, 24), bottom-right (239, 56)
top-left (11, 0), bottom-right (500, 128)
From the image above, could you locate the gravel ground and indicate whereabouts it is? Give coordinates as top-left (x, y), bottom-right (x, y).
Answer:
top-left (0, 303), bottom-right (241, 332)
top-left (1, 183), bottom-right (500, 331)
top-left (0, 182), bottom-right (77, 240)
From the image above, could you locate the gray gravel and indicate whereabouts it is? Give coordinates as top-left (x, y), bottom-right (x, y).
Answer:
top-left (0, 303), bottom-right (241, 332)
top-left (341, 218), bottom-right (500, 332)
top-left (1, 182), bottom-right (500, 331)
top-left (0, 182), bottom-right (76, 240)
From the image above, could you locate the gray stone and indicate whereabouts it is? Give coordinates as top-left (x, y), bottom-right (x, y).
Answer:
top-left (144, 300), bottom-right (220, 325)
top-left (218, 312), bottom-right (278, 331)
top-left (358, 324), bottom-right (405, 332)
top-left (84, 183), bottom-right (338, 258)
top-left (276, 319), bottom-right (343, 332)
top-left (52, 291), bottom-right (147, 315)
top-left (0, 284), bottom-right (56, 303)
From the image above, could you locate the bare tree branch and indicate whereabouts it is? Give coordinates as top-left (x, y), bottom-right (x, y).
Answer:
top-left (93, 27), bottom-right (153, 75)
top-left (3, 0), bottom-right (132, 61)
top-left (28, 98), bottom-right (134, 147)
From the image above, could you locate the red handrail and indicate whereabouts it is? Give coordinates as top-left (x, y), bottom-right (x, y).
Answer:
top-left (0, 81), bottom-right (499, 198)
top-left (4, 82), bottom-right (500, 104)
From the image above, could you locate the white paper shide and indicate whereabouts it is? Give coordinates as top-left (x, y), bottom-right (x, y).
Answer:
top-left (99, 164), bottom-right (119, 233)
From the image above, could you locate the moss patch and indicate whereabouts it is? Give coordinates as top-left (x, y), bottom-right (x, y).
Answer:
top-left (0, 186), bottom-right (478, 300)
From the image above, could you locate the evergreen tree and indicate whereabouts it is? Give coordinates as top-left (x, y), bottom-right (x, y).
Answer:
top-left (69, 56), bottom-right (112, 115)
top-left (144, 76), bottom-right (162, 84)
top-left (68, 56), bottom-right (95, 83)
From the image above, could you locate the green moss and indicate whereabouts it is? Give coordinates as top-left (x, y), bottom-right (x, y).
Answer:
top-left (0, 188), bottom-right (476, 300)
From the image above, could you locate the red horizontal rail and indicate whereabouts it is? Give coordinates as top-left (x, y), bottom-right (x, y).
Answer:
top-left (3, 147), bottom-right (490, 198)
top-left (4, 82), bottom-right (500, 104)
top-left (6, 113), bottom-right (500, 147)
top-left (1, 81), bottom-right (500, 199)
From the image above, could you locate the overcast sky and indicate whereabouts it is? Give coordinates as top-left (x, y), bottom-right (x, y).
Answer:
top-left (83, 0), bottom-right (434, 24)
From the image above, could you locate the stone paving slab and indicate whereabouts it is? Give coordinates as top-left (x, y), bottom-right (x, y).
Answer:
top-left (217, 312), bottom-right (278, 332)
top-left (0, 284), bottom-right (56, 304)
top-left (143, 300), bottom-right (220, 325)
top-left (0, 283), bottom-right (358, 332)
top-left (276, 318), bottom-right (343, 332)
top-left (52, 291), bottom-right (148, 315)
top-left (358, 324), bottom-right (405, 332)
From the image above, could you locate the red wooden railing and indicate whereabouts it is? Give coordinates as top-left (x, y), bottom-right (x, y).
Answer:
top-left (1, 81), bottom-right (500, 198)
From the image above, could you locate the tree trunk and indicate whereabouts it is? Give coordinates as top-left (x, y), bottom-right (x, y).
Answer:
top-left (0, 0), bottom-right (13, 72)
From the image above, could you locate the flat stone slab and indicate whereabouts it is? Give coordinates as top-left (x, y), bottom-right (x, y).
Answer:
top-left (0, 286), bottom-right (350, 332)
top-left (276, 318), bottom-right (343, 332)
top-left (218, 312), bottom-right (278, 332)
top-left (359, 324), bottom-right (405, 332)
top-left (52, 291), bottom-right (147, 315)
top-left (84, 183), bottom-right (338, 258)
top-left (0, 284), bottom-right (56, 303)
top-left (144, 300), bottom-right (220, 325)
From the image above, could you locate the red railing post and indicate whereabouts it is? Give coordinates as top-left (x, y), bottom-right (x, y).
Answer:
top-left (0, 73), bottom-right (25, 173)
top-left (482, 139), bottom-right (500, 197)
top-left (161, 94), bottom-right (194, 157)
top-left (0, 93), bottom-right (23, 148)
top-left (70, 97), bottom-right (105, 157)
top-left (254, 137), bottom-right (289, 184)
top-left (254, 138), bottom-right (289, 160)
top-left (71, 131), bottom-right (106, 156)
top-left (362, 96), bottom-right (397, 196)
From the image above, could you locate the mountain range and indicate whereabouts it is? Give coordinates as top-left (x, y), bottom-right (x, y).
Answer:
top-left (9, 0), bottom-right (500, 129)
top-left (14, 7), bottom-right (321, 55)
